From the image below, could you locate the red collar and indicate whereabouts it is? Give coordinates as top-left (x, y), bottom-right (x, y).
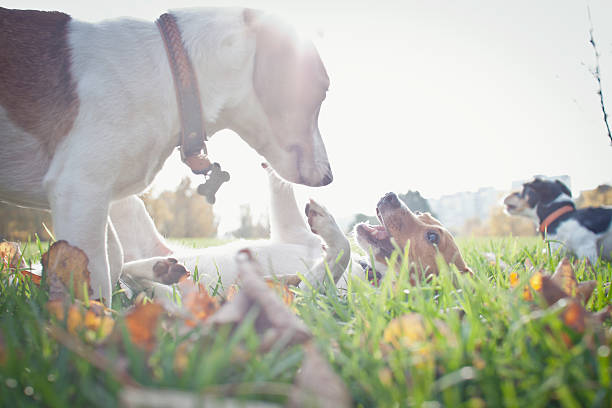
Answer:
top-left (156, 13), bottom-right (211, 173)
top-left (539, 205), bottom-right (574, 234)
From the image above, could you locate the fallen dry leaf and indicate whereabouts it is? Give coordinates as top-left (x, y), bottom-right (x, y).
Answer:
top-left (562, 299), bottom-right (588, 333)
top-left (47, 299), bottom-right (115, 340)
top-left (381, 313), bottom-right (456, 368)
top-left (289, 341), bottom-right (351, 408)
top-left (265, 280), bottom-right (295, 306)
top-left (208, 250), bottom-right (312, 352)
top-left (178, 280), bottom-right (220, 327)
top-left (41, 241), bottom-right (92, 301)
top-left (124, 302), bottom-right (165, 351)
top-left (509, 272), bottom-right (520, 288)
top-left (120, 386), bottom-right (282, 408)
top-left (551, 258), bottom-right (578, 298)
top-left (516, 259), bottom-right (612, 346)
top-left (0, 241), bottom-right (41, 284)
top-left (0, 241), bottom-right (24, 269)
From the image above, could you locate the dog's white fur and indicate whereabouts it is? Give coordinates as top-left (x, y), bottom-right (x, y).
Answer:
top-left (0, 8), bottom-right (331, 304)
top-left (122, 167), bottom-right (357, 294)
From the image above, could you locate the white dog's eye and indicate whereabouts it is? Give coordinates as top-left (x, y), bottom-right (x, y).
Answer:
top-left (425, 231), bottom-right (440, 245)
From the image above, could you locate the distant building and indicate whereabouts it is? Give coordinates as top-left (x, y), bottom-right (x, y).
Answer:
top-left (429, 175), bottom-right (571, 232)
top-left (429, 187), bottom-right (502, 232)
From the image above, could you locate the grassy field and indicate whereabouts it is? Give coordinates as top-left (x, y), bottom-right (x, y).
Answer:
top-left (1, 236), bottom-right (611, 407)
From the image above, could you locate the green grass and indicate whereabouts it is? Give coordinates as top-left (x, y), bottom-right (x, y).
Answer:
top-left (1, 237), bottom-right (611, 407)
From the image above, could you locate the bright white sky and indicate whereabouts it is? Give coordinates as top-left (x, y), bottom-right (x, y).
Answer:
top-left (7, 0), bottom-right (612, 232)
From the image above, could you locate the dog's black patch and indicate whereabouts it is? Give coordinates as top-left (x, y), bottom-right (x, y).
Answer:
top-left (573, 207), bottom-right (612, 234)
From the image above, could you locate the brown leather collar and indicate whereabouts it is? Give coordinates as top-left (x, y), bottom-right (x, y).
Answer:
top-left (156, 13), bottom-right (211, 173)
top-left (539, 205), bottom-right (574, 234)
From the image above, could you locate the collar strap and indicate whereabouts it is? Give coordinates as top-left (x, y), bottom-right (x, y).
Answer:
top-left (539, 205), bottom-right (574, 234)
top-left (156, 13), bottom-right (210, 171)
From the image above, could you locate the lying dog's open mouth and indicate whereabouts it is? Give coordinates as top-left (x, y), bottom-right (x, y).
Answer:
top-left (355, 221), bottom-right (394, 259)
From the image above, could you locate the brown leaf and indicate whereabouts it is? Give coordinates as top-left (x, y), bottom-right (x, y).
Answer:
top-left (551, 258), bottom-right (577, 298)
top-left (577, 281), bottom-right (597, 304)
top-left (540, 276), bottom-right (571, 306)
top-left (124, 302), bottom-right (165, 351)
top-left (289, 342), bottom-right (351, 408)
top-left (41, 241), bottom-right (92, 301)
top-left (120, 386), bottom-right (282, 408)
top-left (207, 250), bottom-right (312, 352)
top-left (592, 305), bottom-right (612, 324)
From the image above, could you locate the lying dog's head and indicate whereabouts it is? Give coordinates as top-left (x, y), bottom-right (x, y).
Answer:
top-left (354, 192), bottom-right (471, 279)
top-left (504, 178), bottom-right (572, 220)
top-left (184, 8), bottom-right (332, 187)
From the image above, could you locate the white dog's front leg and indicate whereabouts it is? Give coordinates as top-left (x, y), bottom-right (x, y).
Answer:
top-left (264, 164), bottom-right (318, 246)
top-left (48, 184), bottom-right (112, 304)
top-left (107, 218), bottom-right (124, 286)
top-left (110, 195), bottom-right (172, 262)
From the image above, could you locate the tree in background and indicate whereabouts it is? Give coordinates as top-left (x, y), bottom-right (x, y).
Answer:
top-left (0, 203), bottom-right (52, 241)
top-left (397, 191), bottom-right (436, 217)
top-left (231, 204), bottom-right (270, 239)
top-left (141, 177), bottom-right (218, 238)
top-left (486, 206), bottom-right (536, 237)
top-left (576, 184), bottom-right (612, 207)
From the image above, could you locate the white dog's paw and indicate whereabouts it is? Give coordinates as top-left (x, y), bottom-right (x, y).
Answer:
top-left (152, 258), bottom-right (190, 284)
top-left (305, 199), bottom-right (342, 241)
top-left (123, 256), bottom-right (189, 285)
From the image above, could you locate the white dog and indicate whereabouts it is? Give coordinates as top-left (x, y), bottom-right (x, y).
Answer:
top-left (122, 164), bottom-right (353, 295)
top-left (0, 7), bottom-right (332, 303)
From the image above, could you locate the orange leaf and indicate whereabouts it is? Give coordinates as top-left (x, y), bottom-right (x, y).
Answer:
top-left (265, 280), bottom-right (294, 306)
top-left (509, 272), bottom-right (519, 288)
top-left (124, 302), bottom-right (164, 351)
top-left (182, 283), bottom-right (219, 327)
top-left (529, 271), bottom-right (543, 292)
top-left (562, 300), bottom-right (587, 333)
top-left (47, 299), bottom-right (115, 339)
top-left (20, 270), bottom-right (41, 285)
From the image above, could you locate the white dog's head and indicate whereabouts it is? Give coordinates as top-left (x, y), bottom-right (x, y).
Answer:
top-left (176, 8), bottom-right (332, 187)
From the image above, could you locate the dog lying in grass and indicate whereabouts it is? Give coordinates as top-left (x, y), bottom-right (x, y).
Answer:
top-left (504, 177), bottom-right (612, 263)
top-left (122, 166), bottom-right (470, 295)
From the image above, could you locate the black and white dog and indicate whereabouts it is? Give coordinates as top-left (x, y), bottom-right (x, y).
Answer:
top-left (504, 178), bottom-right (612, 262)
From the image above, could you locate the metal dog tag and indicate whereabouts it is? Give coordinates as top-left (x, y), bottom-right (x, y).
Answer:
top-left (196, 163), bottom-right (230, 204)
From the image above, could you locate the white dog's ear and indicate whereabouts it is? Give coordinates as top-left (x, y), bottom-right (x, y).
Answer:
top-left (243, 8), bottom-right (263, 27)
top-left (249, 14), bottom-right (299, 117)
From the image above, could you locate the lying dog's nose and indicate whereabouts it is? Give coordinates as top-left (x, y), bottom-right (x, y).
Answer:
top-left (378, 192), bottom-right (400, 209)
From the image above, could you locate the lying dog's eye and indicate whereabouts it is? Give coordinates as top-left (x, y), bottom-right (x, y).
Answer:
top-left (425, 231), bottom-right (440, 245)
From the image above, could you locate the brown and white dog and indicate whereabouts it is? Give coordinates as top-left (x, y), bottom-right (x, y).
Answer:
top-left (353, 192), bottom-right (471, 284)
top-left (122, 169), bottom-right (470, 296)
top-left (0, 7), bottom-right (332, 304)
